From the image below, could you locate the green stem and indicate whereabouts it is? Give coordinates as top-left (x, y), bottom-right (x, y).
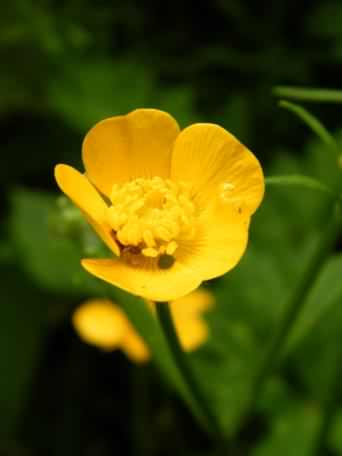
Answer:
top-left (155, 302), bottom-right (221, 437)
top-left (273, 86), bottom-right (342, 103)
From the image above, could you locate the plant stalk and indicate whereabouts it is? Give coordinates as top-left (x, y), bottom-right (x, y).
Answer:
top-left (155, 301), bottom-right (221, 437)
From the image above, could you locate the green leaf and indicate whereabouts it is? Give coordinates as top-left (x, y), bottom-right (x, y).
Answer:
top-left (0, 260), bottom-right (50, 439)
top-left (328, 409), bottom-right (342, 455)
top-left (9, 189), bottom-right (187, 407)
top-left (48, 58), bottom-right (197, 133)
top-left (265, 174), bottom-right (335, 197)
top-left (8, 177), bottom-right (334, 438)
top-left (48, 59), bottom-right (154, 131)
top-left (278, 100), bottom-right (338, 152)
top-left (273, 86), bottom-right (342, 103)
top-left (289, 253), bottom-right (342, 401)
top-left (10, 189), bottom-right (103, 297)
top-left (253, 400), bottom-right (322, 456)
top-left (284, 254), bottom-right (342, 356)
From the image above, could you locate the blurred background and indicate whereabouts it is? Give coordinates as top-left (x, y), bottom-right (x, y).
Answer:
top-left (2, 1), bottom-right (342, 454)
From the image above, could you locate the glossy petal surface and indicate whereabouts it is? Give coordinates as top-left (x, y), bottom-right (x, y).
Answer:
top-left (83, 109), bottom-right (180, 196)
top-left (171, 123), bottom-right (264, 216)
top-left (176, 203), bottom-right (250, 281)
top-left (54, 164), bottom-right (119, 255)
top-left (81, 258), bottom-right (202, 302)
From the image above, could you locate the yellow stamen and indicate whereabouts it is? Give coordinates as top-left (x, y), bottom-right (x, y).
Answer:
top-left (142, 247), bottom-right (159, 258)
top-left (166, 241), bottom-right (178, 255)
top-left (107, 177), bottom-right (197, 261)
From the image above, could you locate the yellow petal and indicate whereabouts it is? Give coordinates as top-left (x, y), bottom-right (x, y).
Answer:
top-left (169, 289), bottom-right (214, 317)
top-left (54, 164), bottom-right (119, 256)
top-left (82, 109), bottom-right (180, 197)
top-left (171, 123), bottom-right (264, 216)
top-left (146, 289), bottom-right (212, 351)
top-left (176, 205), bottom-right (250, 281)
top-left (175, 317), bottom-right (208, 352)
top-left (72, 299), bottom-right (127, 350)
top-left (170, 289), bottom-right (214, 351)
top-left (81, 258), bottom-right (202, 302)
top-left (121, 327), bottom-right (150, 363)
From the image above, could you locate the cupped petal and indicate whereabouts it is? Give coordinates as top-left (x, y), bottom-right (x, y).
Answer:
top-left (54, 164), bottom-right (119, 256)
top-left (72, 299), bottom-right (127, 350)
top-left (171, 123), bottom-right (264, 216)
top-left (82, 109), bottom-right (180, 197)
top-left (175, 203), bottom-right (250, 281)
top-left (81, 258), bottom-right (202, 302)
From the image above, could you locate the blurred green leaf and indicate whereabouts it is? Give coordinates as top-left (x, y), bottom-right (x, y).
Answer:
top-left (9, 188), bottom-right (188, 406)
top-left (9, 152), bottom-right (338, 437)
top-left (290, 266), bottom-right (342, 402)
top-left (0, 259), bottom-right (49, 439)
top-left (253, 400), bottom-right (322, 456)
top-left (279, 100), bottom-right (338, 153)
top-left (304, 131), bottom-right (342, 190)
top-left (307, 2), bottom-right (342, 60)
top-left (284, 254), bottom-right (342, 356)
top-left (265, 174), bottom-right (335, 197)
top-left (48, 57), bottom-right (198, 134)
top-left (10, 189), bottom-right (103, 297)
top-left (274, 86), bottom-right (342, 103)
top-left (48, 59), bottom-right (155, 132)
top-left (329, 409), bottom-right (342, 455)
top-left (217, 95), bottom-right (251, 142)
top-left (154, 86), bottom-right (197, 128)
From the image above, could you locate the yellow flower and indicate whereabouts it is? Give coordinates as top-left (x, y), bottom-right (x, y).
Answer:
top-left (55, 109), bottom-right (264, 301)
top-left (72, 289), bottom-right (214, 362)
top-left (73, 298), bottom-right (149, 363)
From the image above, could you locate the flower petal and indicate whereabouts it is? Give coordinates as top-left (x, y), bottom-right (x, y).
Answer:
top-left (72, 299), bottom-right (127, 350)
top-left (170, 289), bottom-right (214, 316)
top-left (82, 109), bottom-right (180, 197)
top-left (81, 258), bottom-right (202, 302)
top-left (54, 164), bottom-right (119, 256)
top-left (121, 328), bottom-right (150, 363)
top-left (171, 123), bottom-right (264, 216)
top-left (176, 204), bottom-right (250, 281)
top-left (175, 317), bottom-right (208, 352)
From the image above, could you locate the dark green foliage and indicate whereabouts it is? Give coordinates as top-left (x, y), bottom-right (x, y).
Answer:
top-left (2, 1), bottom-right (342, 454)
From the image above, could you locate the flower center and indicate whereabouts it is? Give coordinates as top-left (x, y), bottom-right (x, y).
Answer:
top-left (107, 177), bottom-right (196, 262)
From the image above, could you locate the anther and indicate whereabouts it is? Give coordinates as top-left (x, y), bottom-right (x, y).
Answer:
top-left (107, 177), bottom-right (197, 264)
top-left (142, 247), bottom-right (159, 258)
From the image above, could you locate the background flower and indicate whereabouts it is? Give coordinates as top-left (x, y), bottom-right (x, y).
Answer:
top-left (73, 289), bottom-right (214, 361)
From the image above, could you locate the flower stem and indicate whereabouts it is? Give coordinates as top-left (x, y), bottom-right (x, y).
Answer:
top-left (155, 301), bottom-right (221, 437)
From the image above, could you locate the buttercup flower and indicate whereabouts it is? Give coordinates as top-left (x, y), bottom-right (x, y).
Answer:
top-left (73, 289), bottom-right (214, 362)
top-left (55, 109), bottom-right (264, 301)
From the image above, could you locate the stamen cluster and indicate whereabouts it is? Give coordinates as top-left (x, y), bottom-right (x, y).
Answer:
top-left (107, 177), bottom-right (196, 259)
